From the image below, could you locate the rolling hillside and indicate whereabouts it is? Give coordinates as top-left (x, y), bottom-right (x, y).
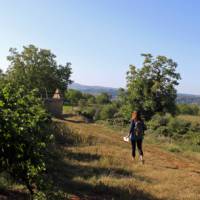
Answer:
top-left (52, 108), bottom-right (200, 200)
top-left (69, 83), bottom-right (200, 104)
top-left (69, 83), bottom-right (119, 98)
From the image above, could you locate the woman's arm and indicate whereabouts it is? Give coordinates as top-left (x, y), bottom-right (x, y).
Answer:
top-left (127, 120), bottom-right (134, 137)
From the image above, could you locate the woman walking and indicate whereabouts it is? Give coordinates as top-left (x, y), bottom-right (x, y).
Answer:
top-left (127, 111), bottom-right (145, 163)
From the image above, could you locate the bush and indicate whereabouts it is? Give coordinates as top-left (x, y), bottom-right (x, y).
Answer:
top-left (148, 113), bottom-right (192, 138)
top-left (154, 126), bottom-right (171, 137)
top-left (185, 132), bottom-right (200, 146)
top-left (64, 89), bottom-right (83, 105)
top-left (177, 104), bottom-right (200, 115)
top-left (148, 113), bottom-right (172, 130)
top-left (167, 145), bottom-right (181, 153)
top-left (168, 118), bottom-right (190, 136)
top-left (96, 93), bottom-right (111, 104)
top-left (117, 104), bottom-right (133, 122)
top-left (79, 107), bottom-right (96, 122)
top-left (0, 85), bottom-right (52, 194)
top-left (99, 104), bottom-right (118, 120)
top-left (192, 134), bottom-right (200, 146)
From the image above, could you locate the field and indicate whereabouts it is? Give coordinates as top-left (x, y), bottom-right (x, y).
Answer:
top-left (178, 114), bottom-right (200, 123)
top-left (1, 109), bottom-right (200, 199)
top-left (49, 109), bottom-right (200, 200)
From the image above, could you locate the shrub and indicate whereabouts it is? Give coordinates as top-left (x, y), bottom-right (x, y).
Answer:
top-left (177, 104), bottom-right (200, 115)
top-left (185, 132), bottom-right (200, 146)
top-left (0, 85), bottom-right (52, 194)
top-left (148, 113), bottom-right (191, 138)
top-left (168, 145), bottom-right (181, 153)
top-left (168, 118), bottom-right (190, 136)
top-left (189, 122), bottom-right (200, 132)
top-left (148, 113), bottom-right (172, 130)
top-left (96, 93), bottom-right (111, 104)
top-left (79, 107), bottom-right (96, 122)
top-left (154, 126), bottom-right (171, 137)
top-left (64, 89), bottom-right (83, 105)
top-left (99, 104), bottom-right (118, 120)
top-left (118, 104), bottom-right (133, 122)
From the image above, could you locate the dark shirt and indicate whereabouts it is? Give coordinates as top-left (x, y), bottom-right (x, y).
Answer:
top-left (129, 120), bottom-right (143, 141)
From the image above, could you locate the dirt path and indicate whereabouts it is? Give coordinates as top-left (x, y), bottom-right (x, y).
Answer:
top-left (59, 115), bottom-right (200, 200)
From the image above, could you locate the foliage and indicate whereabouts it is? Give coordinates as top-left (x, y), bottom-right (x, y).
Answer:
top-left (116, 88), bottom-right (128, 106)
top-left (148, 113), bottom-right (200, 141)
top-left (98, 103), bottom-right (118, 120)
top-left (6, 45), bottom-right (72, 95)
top-left (176, 103), bottom-right (200, 115)
top-left (96, 92), bottom-right (111, 104)
top-left (0, 69), bottom-right (6, 87)
top-left (65, 89), bottom-right (83, 105)
top-left (83, 93), bottom-right (96, 105)
top-left (0, 84), bottom-right (52, 194)
top-left (64, 89), bottom-right (96, 106)
top-left (78, 107), bottom-right (97, 122)
top-left (124, 54), bottom-right (181, 119)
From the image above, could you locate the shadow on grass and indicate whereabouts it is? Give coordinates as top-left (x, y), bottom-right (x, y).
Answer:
top-left (0, 189), bottom-right (29, 200)
top-left (40, 142), bottom-right (164, 200)
top-left (36, 120), bottom-right (165, 200)
top-left (62, 119), bottom-right (85, 124)
top-left (65, 151), bottom-right (101, 162)
top-left (62, 113), bottom-right (76, 118)
top-left (0, 119), bottom-right (163, 199)
top-left (61, 114), bottom-right (94, 124)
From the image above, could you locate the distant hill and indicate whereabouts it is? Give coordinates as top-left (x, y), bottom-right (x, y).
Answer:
top-left (69, 82), bottom-right (119, 98)
top-left (176, 93), bottom-right (200, 104)
top-left (69, 83), bottom-right (200, 104)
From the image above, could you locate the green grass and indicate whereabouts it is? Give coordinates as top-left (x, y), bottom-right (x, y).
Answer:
top-left (63, 105), bottom-right (73, 113)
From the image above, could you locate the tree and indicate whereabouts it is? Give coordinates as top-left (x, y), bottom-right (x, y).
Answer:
top-left (6, 45), bottom-right (72, 96)
top-left (0, 84), bottom-right (52, 195)
top-left (96, 92), bottom-right (111, 104)
top-left (0, 69), bottom-right (5, 87)
top-left (116, 88), bottom-right (128, 106)
top-left (65, 89), bottom-right (83, 105)
top-left (82, 93), bottom-right (96, 105)
top-left (125, 54), bottom-right (181, 119)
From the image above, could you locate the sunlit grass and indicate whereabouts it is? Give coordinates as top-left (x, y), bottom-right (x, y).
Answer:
top-left (178, 114), bottom-right (200, 123)
top-left (2, 111), bottom-right (200, 199)
top-left (55, 112), bottom-right (200, 200)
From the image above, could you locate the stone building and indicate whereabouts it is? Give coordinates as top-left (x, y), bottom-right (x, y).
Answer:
top-left (45, 89), bottom-right (63, 117)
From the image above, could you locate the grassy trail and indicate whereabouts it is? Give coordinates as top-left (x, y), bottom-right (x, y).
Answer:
top-left (56, 113), bottom-right (200, 200)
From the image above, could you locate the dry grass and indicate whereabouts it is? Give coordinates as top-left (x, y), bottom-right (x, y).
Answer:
top-left (51, 112), bottom-right (200, 200)
top-left (178, 114), bottom-right (200, 123)
top-left (2, 110), bottom-right (200, 199)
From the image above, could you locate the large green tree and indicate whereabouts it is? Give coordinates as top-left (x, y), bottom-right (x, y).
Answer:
top-left (0, 84), bottom-right (52, 194)
top-left (124, 54), bottom-right (181, 119)
top-left (6, 45), bottom-right (72, 96)
top-left (0, 69), bottom-right (5, 87)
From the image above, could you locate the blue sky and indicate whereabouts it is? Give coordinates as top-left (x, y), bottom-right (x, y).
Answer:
top-left (0, 0), bottom-right (200, 94)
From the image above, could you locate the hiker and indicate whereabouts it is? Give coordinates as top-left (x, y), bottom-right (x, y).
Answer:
top-left (127, 111), bottom-right (145, 163)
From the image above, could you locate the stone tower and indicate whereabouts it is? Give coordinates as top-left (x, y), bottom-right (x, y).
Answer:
top-left (45, 89), bottom-right (63, 117)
